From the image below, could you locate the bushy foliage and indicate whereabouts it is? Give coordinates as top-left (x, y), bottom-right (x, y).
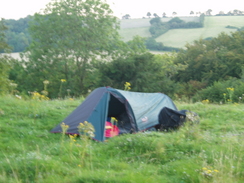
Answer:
top-left (149, 17), bottom-right (161, 25)
top-left (0, 55), bottom-right (13, 94)
top-left (126, 36), bottom-right (147, 54)
top-left (0, 19), bottom-right (15, 94)
top-left (149, 21), bottom-right (169, 38)
top-left (2, 16), bottom-right (31, 52)
top-left (193, 78), bottom-right (244, 103)
top-left (144, 38), bottom-right (181, 52)
top-left (96, 52), bottom-right (181, 95)
top-left (97, 52), bottom-right (165, 92)
top-left (178, 80), bottom-right (207, 99)
top-left (162, 46), bottom-right (180, 52)
top-left (145, 37), bottom-right (164, 50)
top-left (174, 31), bottom-right (244, 86)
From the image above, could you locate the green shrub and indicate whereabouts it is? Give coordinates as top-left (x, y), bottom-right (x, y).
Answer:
top-left (193, 78), bottom-right (244, 103)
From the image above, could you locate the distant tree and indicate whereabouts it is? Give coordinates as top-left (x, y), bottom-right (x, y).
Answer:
top-left (227, 11), bottom-right (233, 16)
top-left (206, 9), bottom-right (212, 15)
top-left (153, 13), bottom-right (159, 18)
top-left (172, 12), bottom-right (177, 16)
top-left (233, 9), bottom-right (239, 15)
top-left (218, 11), bottom-right (225, 15)
top-left (147, 12), bottom-right (151, 18)
top-left (162, 12), bottom-right (166, 17)
top-left (190, 11), bottom-right (194, 15)
top-left (232, 9), bottom-right (244, 15)
top-left (122, 14), bottom-right (131, 19)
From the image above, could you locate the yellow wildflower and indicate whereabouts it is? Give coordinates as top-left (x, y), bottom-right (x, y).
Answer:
top-left (207, 170), bottom-right (212, 174)
top-left (202, 99), bottom-right (209, 104)
top-left (124, 82), bottom-right (131, 91)
top-left (61, 122), bottom-right (69, 133)
top-left (126, 82), bottom-right (131, 86)
top-left (227, 87), bottom-right (234, 91)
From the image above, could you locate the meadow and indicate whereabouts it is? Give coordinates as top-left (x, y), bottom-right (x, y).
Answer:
top-left (0, 94), bottom-right (244, 183)
top-left (119, 16), bottom-right (244, 48)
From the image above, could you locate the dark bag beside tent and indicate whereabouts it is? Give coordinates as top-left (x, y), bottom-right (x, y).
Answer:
top-left (50, 87), bottom-right (177, 141)
top-left (156, 107), bottom-right (187, 131)
top-left (156, 107), bottom-right (200, 131)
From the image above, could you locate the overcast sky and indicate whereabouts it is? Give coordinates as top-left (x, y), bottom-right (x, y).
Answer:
top-left (0, 0), bottom-right (243, 20)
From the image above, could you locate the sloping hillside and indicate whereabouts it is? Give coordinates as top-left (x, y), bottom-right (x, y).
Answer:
top-left (119, 16), bottom-right (244, 48)
top-left (120, 17), bottom-right (200, 29)
top-left (119, 17), bottom-right (200, 42)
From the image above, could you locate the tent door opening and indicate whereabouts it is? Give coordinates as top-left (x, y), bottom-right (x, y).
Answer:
top-left (107, 94), bottom-right (133, 134)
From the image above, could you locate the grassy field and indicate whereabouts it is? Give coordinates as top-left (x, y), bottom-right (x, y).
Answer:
top-left (119, 17), bottom-right (199, 41)
top-left (118, 17), bottom-right (200, 42)
top-left (1, 95), bottom-right (244, 183)
top-left (119, 16), bottom-right (244, 48)
top-left (119, 17), bottom-right (199, 29)
top-left (119, 27), bottom-right (151, 42)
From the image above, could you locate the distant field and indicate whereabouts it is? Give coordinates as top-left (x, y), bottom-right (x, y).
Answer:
top-left (119, 16), bottom-right (244, 48)
top-left (118, 27), bottom-right (151, 42)
top-left (119, 17), bottom-right (199, 29)
top-left (119, 16), bottom-right (200, 42)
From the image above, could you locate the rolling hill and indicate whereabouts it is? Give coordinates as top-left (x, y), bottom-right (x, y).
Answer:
top-left (119, 16), bottom-right (244, 48)
top-left (4, 16), bottom-right (244, 59)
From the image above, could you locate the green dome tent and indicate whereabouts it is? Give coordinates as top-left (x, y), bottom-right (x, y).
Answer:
top-left (50, 87), bottom-right (177, 141)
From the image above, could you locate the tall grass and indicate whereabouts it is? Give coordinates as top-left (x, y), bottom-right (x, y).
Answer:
top-left (0, 95), bottom-right (244, 182)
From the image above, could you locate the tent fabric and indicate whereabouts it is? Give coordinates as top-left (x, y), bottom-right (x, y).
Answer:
top-left (50, 87), bottom-right (177, 141)
top-left (116, 89), bottom-right (177, 131)
top-left (51, 87), bottom-right (110, 141)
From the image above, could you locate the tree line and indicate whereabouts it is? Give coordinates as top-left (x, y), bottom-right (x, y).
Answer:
top-left (1, 16), bottom-right (32, 53)
top-left (1, 0), bottom-right (244, 103)
top-left (122, 9), bottom-right (244, 19)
